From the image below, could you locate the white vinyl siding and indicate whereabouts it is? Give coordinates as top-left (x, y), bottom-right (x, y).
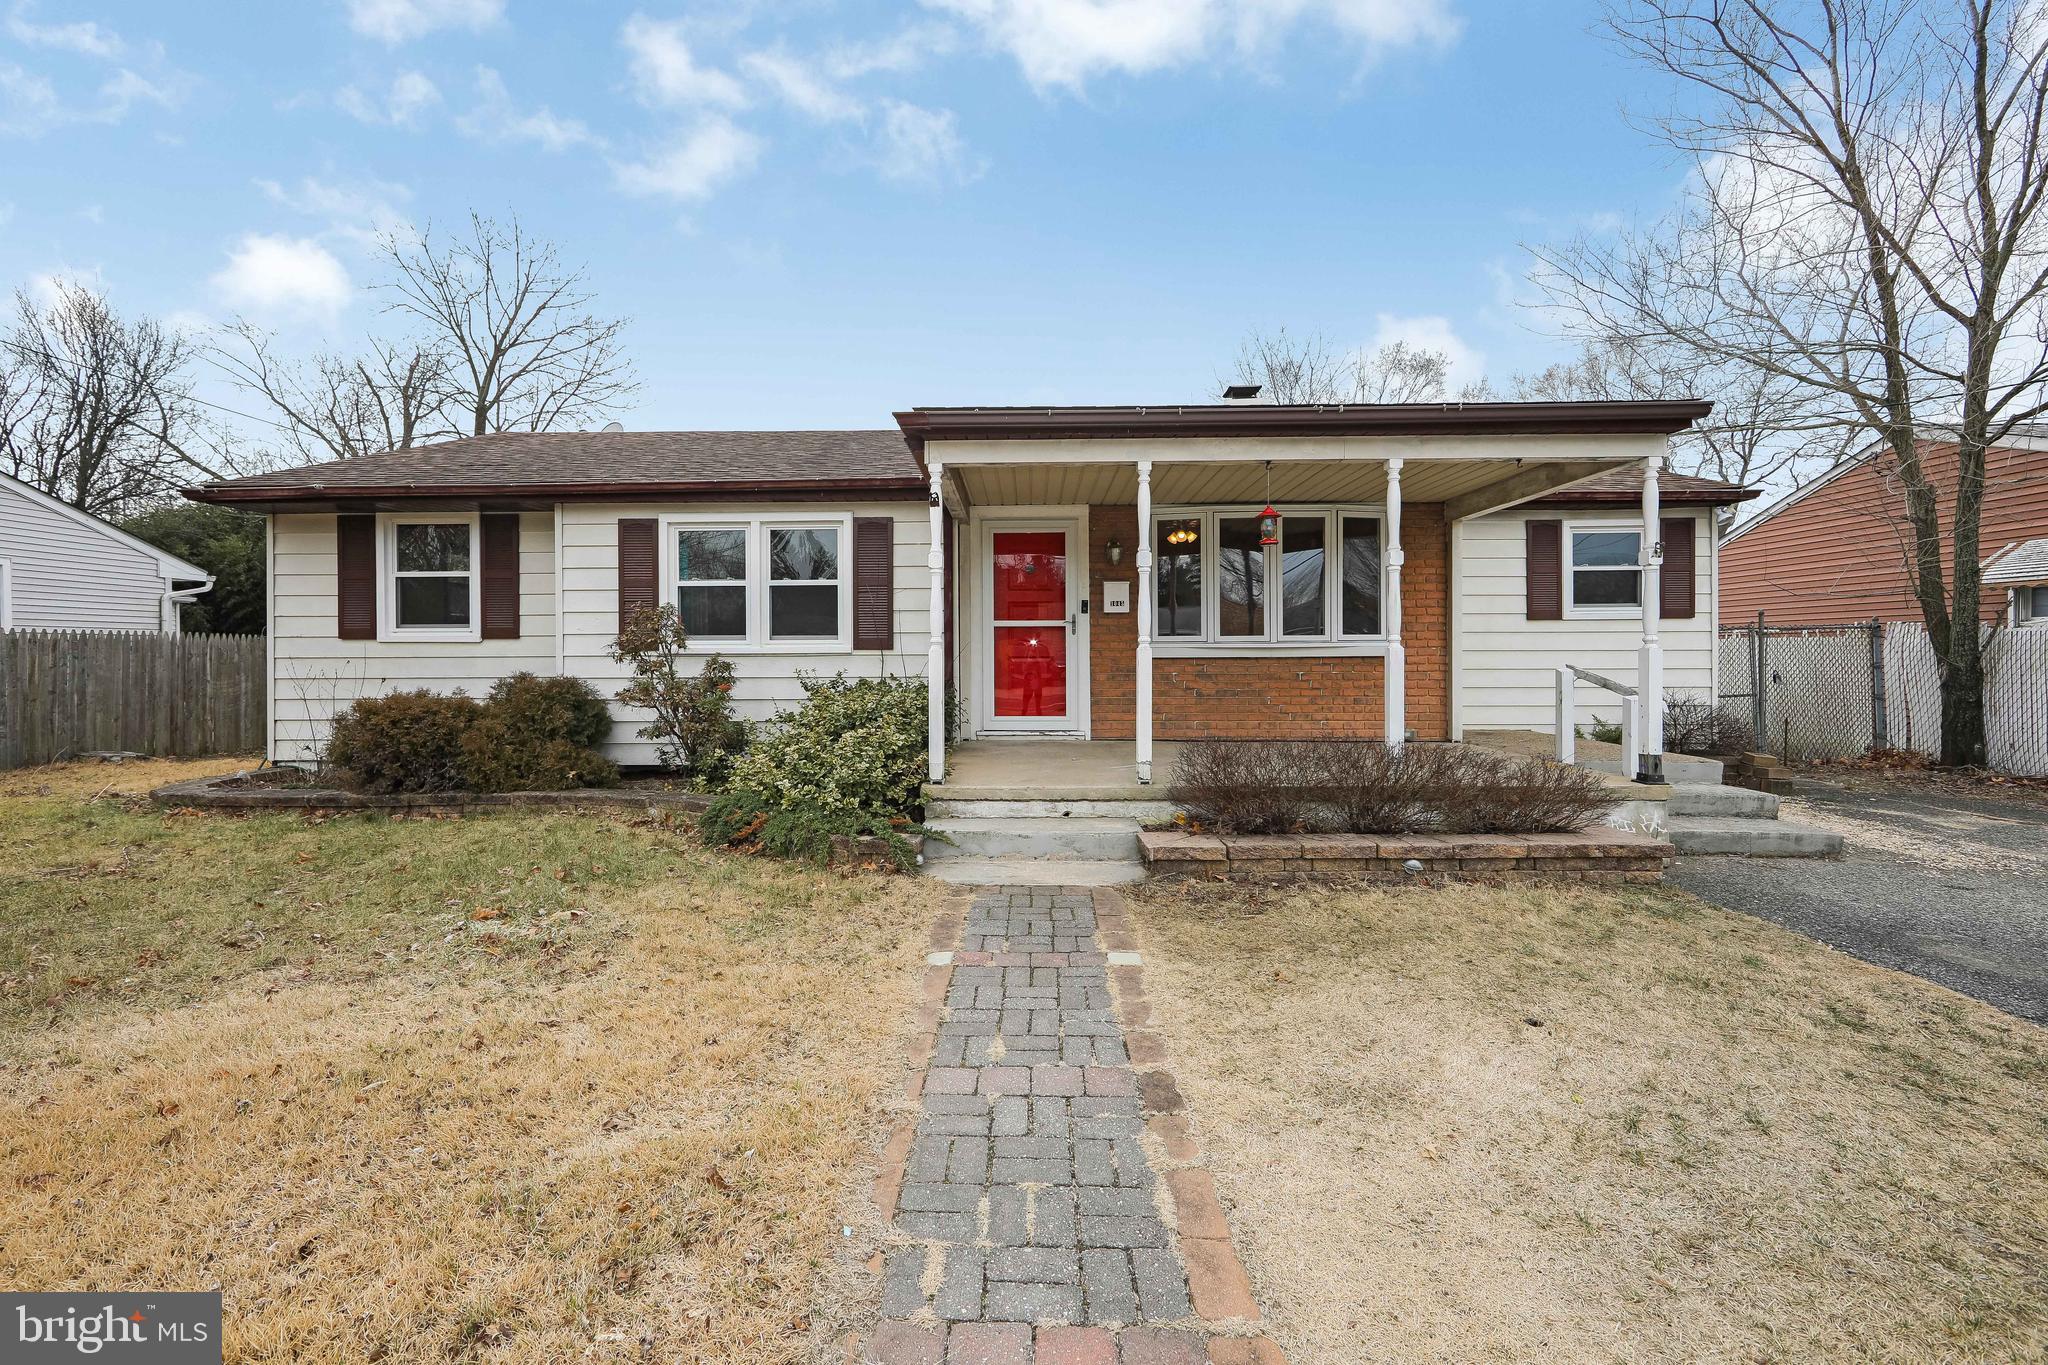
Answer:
top-left (1451, 508), bottom-right (1717, 736)
top-left (560, 502), bottom-right (932, 767)
top-left (0, 479), bottom-right (181, 632)
top-left (268, 511), bottom-right (557, 763)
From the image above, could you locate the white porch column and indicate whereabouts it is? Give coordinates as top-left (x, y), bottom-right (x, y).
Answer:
top-left (927, 461), bottom-right (947, 784)
top-left (1383, 457), bottom-right (1406, 750)
top-left (1637, 450), bottom-right (1665, 783)
top-left (1135, 460), bottom-right (1155, 784)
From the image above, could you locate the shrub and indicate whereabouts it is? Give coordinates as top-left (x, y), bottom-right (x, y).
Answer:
top-left (456, 674), bottom-right (619, 792)
top-left (1166, 741), bottom-right (1323, 834)
top-left (726, 674), bottom-right (929, 817)
top-left (325, 690), bottom-right (481, 793)
top-left (610, 605), bottom-right (749, 784)
top-left (1167, 739), bottom-right (1620, 836)
top-left (1663, 691), bottom-right (1756, 756)
top-left (698, 789), bottom-right (927, 870)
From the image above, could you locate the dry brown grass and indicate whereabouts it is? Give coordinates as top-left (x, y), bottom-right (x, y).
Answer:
top-left (1127, 879), bottom-right (2048, 1365)
top-left (0, 760), bottom-right (945, 1363)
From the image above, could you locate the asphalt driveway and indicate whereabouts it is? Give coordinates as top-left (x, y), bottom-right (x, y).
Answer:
top-left (1669, 776), bottom-right (2048, 1026)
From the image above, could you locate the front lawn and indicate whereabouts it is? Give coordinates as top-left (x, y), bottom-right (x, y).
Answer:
top-left (1127, 879), bottom-right (2048, 1364)
top-left (0, 758), bottom-right (945, 1363)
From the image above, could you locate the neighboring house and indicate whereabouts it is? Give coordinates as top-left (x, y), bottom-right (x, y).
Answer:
top-left (1720, 431), bottom-right (2048, 625)
top-left (184, 401), bottom-right (1751, 781)
top-left (1984, 538), bottom-right (2048, 626)
top-left (0, 471), bottom-right (213, 633)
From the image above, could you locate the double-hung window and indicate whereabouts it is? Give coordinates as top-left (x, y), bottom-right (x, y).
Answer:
top-left (381, 513), bottom-right (479, 640)
top-left (1153, 507), bottom-right (1384, 646)
top-left (1566, 525), bottom-right (1643, 617)
top-left (668, 516), bottom-right (849, 649)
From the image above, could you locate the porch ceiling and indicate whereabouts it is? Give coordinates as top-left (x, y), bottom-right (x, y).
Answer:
top-left (950, 457), bottom-right (1636, 510)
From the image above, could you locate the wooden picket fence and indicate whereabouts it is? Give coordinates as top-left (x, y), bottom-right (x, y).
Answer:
top-left (0, 630), bottom-right (265, 770)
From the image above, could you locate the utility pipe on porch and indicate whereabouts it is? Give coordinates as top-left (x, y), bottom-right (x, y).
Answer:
top-left (1135, 460), bottom-right (1154, 784)
top-left (1384, 457), bottom-right (1406, 750)
top-left (1637, 450), bottom-right (1665, 783)
top-left (928, 461), bottom-right (947, 784)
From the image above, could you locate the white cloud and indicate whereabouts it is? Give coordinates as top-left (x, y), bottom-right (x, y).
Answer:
top-left (613, 116), bottom-right (762, 202)
top-left (210, 234), bottom-right (353, 318)
top-left (337, 69), bottom-right (440, 126)
top-left (926, 0), bottom-right (1458, 89)
top-left (344, 0), bottom-right (502, 45)
top-left (824, 22), bottom-right (960, 78)
top-left (1370, 312), bottom-right (1485, 391)
top-left (740, 49), bottom-right (862, 122)
top-left (6, 9), bottom-right (125, 59)
top-left (873, 100), bottom-right (979, 183)
top-left (456, 67), bottom-right (598, 151)
top-left (258, 173), bottom-right (412, 247)
top-left (1, 61), bottom-right (61, 134)
top-left (96, 66), bottom-right (182, 117)
top-left (622, 14), bottom-right (747, 109)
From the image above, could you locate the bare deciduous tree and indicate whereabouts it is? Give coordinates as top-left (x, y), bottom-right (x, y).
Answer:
top-left (1511, 338), bottom-right (1861, 510)
top-left (0, 281), bottom-right (220, 517)
top-left (1530, 0), bottom-right (2048, 766)
top-left (378, 213), bottom-right (637, 437)
top-left (1229, 327), bottom-right (1485, 405)
top-left (213, 322), bottom-right (450, 463)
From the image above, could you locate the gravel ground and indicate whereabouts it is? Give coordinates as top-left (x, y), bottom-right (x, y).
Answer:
top-left (1671, 778), bottom-right (2048, 1026)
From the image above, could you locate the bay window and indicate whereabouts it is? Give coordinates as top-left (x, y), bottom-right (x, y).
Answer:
top-left (1567, 525), bottom-right (1643, 616)
top-left (1152, 507), bottom-right (1385, 646)
top-left (666, 515), bottom-right (850, 649)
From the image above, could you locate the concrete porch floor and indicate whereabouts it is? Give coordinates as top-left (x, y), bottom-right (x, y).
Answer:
top-left (928, 739), bottom-right (1186, 800)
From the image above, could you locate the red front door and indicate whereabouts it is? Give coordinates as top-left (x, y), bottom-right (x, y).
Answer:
top-left (988, 528), bottom-right (1073, 726)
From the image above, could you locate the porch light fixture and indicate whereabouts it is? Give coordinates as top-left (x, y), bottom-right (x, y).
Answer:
top-left (1106, 536), bottom-right (1124, 565)
top-left (1165, 526), bottom-right (1198, 547)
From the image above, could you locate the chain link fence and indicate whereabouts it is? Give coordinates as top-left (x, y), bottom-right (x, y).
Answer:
top-left (1718, 614), bottom-right (2048, 775)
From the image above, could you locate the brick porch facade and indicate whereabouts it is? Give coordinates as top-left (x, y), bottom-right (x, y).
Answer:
top-left (1085, 503), bottom-right (1450, 742)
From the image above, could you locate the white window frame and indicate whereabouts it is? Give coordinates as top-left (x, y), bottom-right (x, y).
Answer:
top-left (660, 513), bottom-right (854, 652)
top-left (377, 512), bottom-right (481, 643)
top-left (2017, 582), bottom-right (2048, 625)
top-left (1150, 504), bottom-right (1389, 657)
top-left (1564, 520), bottom-right (1645, 620)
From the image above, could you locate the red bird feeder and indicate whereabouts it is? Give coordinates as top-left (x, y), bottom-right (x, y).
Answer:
top-left (1259, 504), bottom-right (1279, 545)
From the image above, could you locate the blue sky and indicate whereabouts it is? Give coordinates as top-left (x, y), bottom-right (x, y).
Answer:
top-left (0, 0), bottom-right (1686, 435)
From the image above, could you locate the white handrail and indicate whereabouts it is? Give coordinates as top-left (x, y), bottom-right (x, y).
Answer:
top-left (1555, 665), bottom-right (1639, 771)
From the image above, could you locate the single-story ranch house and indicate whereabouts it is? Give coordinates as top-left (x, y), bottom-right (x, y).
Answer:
top-left (187, 400), bottom-right (1750, 786)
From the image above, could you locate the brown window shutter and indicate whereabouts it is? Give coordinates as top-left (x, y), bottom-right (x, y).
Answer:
top-left (618, 518), bottom-right (658, 630)
top-left (480, 513), bottom-right (522, 639)
top-left (337, 514), bottom-right (376, 640)
top-left (1525, 519), bottom-right (1563, 621)
top-left (1660, 516), bottom-right (1696, 619)
top-left (852, 516), bottom-right (895, 650)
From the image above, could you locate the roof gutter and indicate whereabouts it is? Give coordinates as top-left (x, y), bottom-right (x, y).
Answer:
top-left (893, 399), bottom-right (1716, 457)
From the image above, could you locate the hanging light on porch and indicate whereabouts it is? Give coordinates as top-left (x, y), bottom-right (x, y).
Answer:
top-left (1259, 461), bottom-right (1279, 545)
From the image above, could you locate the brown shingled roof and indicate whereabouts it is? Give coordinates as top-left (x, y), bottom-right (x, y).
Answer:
top-left (1529, 467), bottom-right (1758, 507)
top-left (187, 430), bottom-right (925, 504)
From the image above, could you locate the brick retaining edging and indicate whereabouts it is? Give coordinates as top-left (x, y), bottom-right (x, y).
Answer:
top-left (1138, 829), bottom-right (1673, 883)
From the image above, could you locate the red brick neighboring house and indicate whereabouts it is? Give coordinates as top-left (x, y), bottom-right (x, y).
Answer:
top-left (1720, 433), bottom-right (2048, 626)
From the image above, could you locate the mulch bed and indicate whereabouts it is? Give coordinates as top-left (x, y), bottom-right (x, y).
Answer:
top-left (151, 769), bottom-right (715, 815)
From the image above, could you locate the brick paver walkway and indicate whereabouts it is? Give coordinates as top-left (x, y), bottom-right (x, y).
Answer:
top-left (861, 887), bottom-right (1283, 1365)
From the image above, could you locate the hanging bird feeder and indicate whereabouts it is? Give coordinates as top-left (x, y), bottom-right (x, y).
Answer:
top-left (1259, 461), bottom-right (1280, 545)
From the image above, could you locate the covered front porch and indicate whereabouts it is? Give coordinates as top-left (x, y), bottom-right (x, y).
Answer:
top-left (900, 401), bottom-right (1705, 791)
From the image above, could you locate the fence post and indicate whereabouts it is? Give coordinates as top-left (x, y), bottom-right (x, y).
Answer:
top-left (1868, 618), bottom-right (1888, 750)
top-left (1750, 610), bottom-right (1768, 746)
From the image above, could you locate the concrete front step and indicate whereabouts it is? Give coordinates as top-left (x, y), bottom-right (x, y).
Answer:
top-left (1668, 783), bottom-right (1780, 819)
top-left (923, 816), bottom-right (1145, 863)
top-left (1581, 752), bottom-right (1727, 784)
top-left (926, 797), bottom-right (1177, 820)
top-left (922, 857), bottom-right (1146, 885)
top-left (1667, 815), bottom-right (1842, 857)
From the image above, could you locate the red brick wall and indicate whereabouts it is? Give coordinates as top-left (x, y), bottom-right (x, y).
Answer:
top-left (1083, 503), bottom-right (1449, 741)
